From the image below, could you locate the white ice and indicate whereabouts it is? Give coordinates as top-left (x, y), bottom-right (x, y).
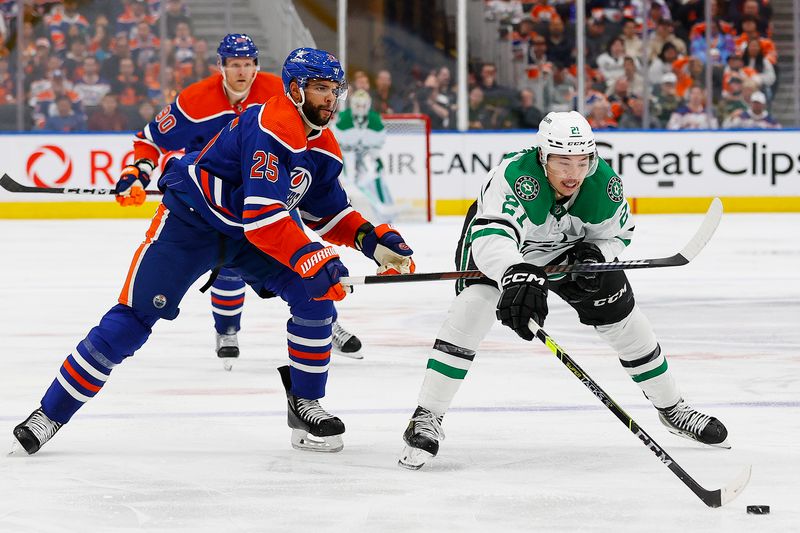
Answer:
top-left (1, 210), bottom-right (798, 532)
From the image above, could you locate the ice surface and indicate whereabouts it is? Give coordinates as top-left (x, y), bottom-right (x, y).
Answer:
top-left (1, 211), bottom-right (798, 532)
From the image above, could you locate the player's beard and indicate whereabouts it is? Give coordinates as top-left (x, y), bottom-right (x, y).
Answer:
top-left (302, 100), bottom-right (335, 127)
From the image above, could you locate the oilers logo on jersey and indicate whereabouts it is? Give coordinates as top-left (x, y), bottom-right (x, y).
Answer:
top-left (286, 167), bottom-right (313, 210)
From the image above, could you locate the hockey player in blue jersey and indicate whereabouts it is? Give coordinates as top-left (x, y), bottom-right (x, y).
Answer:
top-left (115, 34), bottom-right (363, 369)
top-left (13, 47), bottom-right (415, 455)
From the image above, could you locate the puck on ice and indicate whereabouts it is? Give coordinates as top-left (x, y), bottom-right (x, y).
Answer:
top-left (746, 505), bottom-right (770, 514)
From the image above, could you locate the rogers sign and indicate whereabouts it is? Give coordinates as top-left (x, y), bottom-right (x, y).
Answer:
top-left (15, 136), bottom-right (182, 190)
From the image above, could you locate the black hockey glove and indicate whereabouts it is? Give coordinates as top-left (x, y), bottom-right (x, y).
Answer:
top-left (558, 242), bottom-right (604, 304)
top-left (496, 263), bottom-right (549, 341)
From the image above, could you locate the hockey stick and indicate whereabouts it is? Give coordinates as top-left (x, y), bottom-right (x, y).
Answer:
top-left (531, 321), bottom-right (751, 508)
top-left (0, 173), bottom-right (163, 196)
top-left (341, 198), bottom-right (723, 287)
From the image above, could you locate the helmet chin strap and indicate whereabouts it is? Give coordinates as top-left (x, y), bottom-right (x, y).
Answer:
top-left (288, 86), bottom-right (334, 131)
top-left (220, 64), bottom-right (257, 102)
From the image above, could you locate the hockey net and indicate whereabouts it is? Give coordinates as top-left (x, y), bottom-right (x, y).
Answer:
top-left (380, 113), bottom-right (432, 222)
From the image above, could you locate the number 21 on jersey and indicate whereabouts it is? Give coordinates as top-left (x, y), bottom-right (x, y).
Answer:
top-left (250, 151), bottom-right (279, 182)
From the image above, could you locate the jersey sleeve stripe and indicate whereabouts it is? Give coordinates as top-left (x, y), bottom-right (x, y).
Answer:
top-left (244, 195), bottom-right (287, 208)
top-left (470, 227), bottom-right (516, 242)
top-left (242, 210), bottom-right (290, 232)
top-left (473, 217), bottom-right (521, 242)
top-left (242, 205), bottom-right (283, 219)
top-left (315, 207), bottom-right (354, 235)
top-left (185, 166), bottom-right (241, 227)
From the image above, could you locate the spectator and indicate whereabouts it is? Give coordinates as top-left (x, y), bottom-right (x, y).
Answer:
top-left (511, 18), bottom-right (537, 62)
top-left (101, 35), bottom-right (133, 82)
top-left (654, 72), bottom-right (682, 124)
top-left (479, 62), bottom-right (518, 116)
top-left (31, 70), bottom-right (84, 129)
top-left (543, 66), bottom-right (575, 112)
top-left (648, 42), bottom-right (680, 88)
top-left (63, 38), bottom-right (90, 80)
top-left (44, 94), bottom-right (86, 132)
top-left (690, 19), bottom-right (735, 66)
top-left (587, 99), bottom-right (618, 129)
top-left (620, 18), bottom-right (642, 59)
top-left (529, 0), bottom-right (559, 25)
top-left (74, 56), bottom-right (110, 108)
top-left (164, 0), bottom-right (191, 38)
top-left (468, 86), bottom-right (493, 129)
top-left (513, 88), bottom-right (544, 129)
top-left (620, 56), bottom-right (645, 97)
top-left (417, 73), bottom-right (452, 129)
top-left (732, 0), bottom-right (771, 36)
top-left (674, 56), bottom-right (706, 98)
top-left (46, 0), bottom-right (89, 54)
top-left (352, 70), bottom-right (370, 92)
top-left (667, 86), bottom-right (719, 129)
top-left (137, 99), bottom-right (156, 124)
top-left (371, 69), bottom-right (403, 114)
top-left (716, 76), bottom-right (748, 123)
top-left (723, 90), bottom-right (780, 128)
top-left (130, 20), bottom-right (160, 70)
top-left (722, 53), bottom-right (759, 98)
top-left (27, 38), bottom-right (54, 83)
top-left (111, 57), bottom-right (147, 107)
top-left (545, 15), bottom-right (573, 68)
top-left (88, 24), bottom-right (112, 64)
top-left (0, 57), bottom-right (14, 103)
top-left (596, 37), bottom-right (626, 86)
top-left (523, 34), bottom-right (554, 104)
top-left (619, 95), bottom-right (662, 129)
top-left (735, 16), bottom-right (777, 64)
top-left (173, 21), bottom-right (194, 65)
top-left (585, 16), bottom-right (611, 67)
top-left (88, 94), bottom-right (128, 131)
top-left (743, 38), bottom-right (776, 99)
top-left (648, 19), bottom-right (687, 61)
top-left (116, 0), bottom-right (155, 39)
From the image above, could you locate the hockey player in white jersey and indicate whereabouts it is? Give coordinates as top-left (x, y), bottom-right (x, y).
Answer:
top-left (334, 89), bottom-right (394, 222)
top-left (398, 111), bottom-right (730, 470)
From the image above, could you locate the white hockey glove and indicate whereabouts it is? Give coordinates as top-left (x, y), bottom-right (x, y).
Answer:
top-left (358, 223), bottom-right (415, 275)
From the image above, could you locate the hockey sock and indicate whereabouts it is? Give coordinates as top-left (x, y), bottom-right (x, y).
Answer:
top-left (418, 284), bottom-right (497, 414)
top-left (286, 298), bottom-right (335, 400)
top-left (211, 268), bottom-right (246, 334)
top-left (594, 305), bottom-right (681, 409)
top-left (41, 304), bottom-right (159, 424)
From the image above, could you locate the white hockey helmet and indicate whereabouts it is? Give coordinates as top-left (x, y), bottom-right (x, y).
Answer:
top-left (536, 111), bottom-right (598, 175)
top-left (349, 89), bottom-right (372, 120)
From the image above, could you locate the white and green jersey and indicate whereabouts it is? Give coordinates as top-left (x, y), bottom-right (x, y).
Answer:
top-left (334, 108), bottom-right (386, 154)
top-left (460, 147), bottom-right (634, 287)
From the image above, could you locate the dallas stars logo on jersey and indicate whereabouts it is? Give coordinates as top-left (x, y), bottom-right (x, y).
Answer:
top-left (607, 176), bottom-right (624, 203)
top-left (514, 175), bottom-right (539, 201)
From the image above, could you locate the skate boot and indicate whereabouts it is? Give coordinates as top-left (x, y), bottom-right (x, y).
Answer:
top-left (11, 408), bottom-right (62, 455)
top-left (332, 321), bottom-right (363, 359)
top-left (398, 406), bottom-right (445, 470)
top-left (658, 399), bottom-right (730, 448)
top-left (216, 327), bottom-right (240, 371)
top-left (277, 365), bottom-right (345, 452)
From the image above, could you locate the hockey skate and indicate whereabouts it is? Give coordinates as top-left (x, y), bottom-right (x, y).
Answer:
top-left (216, 327), bottom-right (240, 371)
top-left (658, 399), bottom-right (730, 448)
top-left (277, 365), bottom-right (345, 452)
top-left (398, 406), bottom-right (445, 470)
top-left (332, 321), bottom-right (363, 359)
top-left (11, 408), bottom-right (62, 455)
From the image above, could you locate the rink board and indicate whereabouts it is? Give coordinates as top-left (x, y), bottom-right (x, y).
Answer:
top-left (1, 130), bottom-right (799, 218)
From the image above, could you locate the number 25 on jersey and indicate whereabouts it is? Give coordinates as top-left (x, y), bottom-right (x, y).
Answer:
top-left (250, 151), bottom-right (279, 182)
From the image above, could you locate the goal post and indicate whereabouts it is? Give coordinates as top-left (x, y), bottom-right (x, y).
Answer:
top-left (380, 113), bottom-right (432, 222)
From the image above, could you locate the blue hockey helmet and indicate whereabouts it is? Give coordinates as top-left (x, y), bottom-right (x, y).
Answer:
top-left (281, 47), bottom-right (347, 96)
top-left (217, 33), bottom-right (259, 65)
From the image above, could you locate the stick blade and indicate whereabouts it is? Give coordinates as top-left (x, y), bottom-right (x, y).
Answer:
top-left (677, 197), bottom-right (723, 262)
top-left (0, 173), bottom-right (25, 193)
top-left (719, 465), bottom-right (752, 507)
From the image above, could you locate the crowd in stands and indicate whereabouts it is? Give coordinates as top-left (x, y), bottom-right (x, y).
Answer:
top-left (0, 0), bottom-right (784, 132)
top-left (363, 0), bottom-right (782, 130)
top-left (0, 0), bottom-right (209, 131)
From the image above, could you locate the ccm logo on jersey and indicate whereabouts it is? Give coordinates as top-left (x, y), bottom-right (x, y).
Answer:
top-left (592, 284), bottom-right (628, 306)
top-left (502, 272), bottom-right (546, 286)
top-left (298, 247), bottom-right (337, 275)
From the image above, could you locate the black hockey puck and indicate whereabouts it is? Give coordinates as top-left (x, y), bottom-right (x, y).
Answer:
top-left (746, 505), bottom-right (770, 514)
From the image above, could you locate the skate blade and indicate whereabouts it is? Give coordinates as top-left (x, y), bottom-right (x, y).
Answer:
top-left (8, 438), bottom-right (29, 456)
top-left (665, 427), bottom-right (732, 449)
top-left (222, 359), bottom-right (234, 371)
top-left (398, 445), bottom-right (433, 470)
top-left (334, 351), bottom-right (364, 360)
top-left (290, 429), bottom-right (343, 453)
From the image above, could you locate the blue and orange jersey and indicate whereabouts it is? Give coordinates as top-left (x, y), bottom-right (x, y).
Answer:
top-left (159, 95), bottom-right (368, 269)
top-left (133, 71), bottom-right (284, 164)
